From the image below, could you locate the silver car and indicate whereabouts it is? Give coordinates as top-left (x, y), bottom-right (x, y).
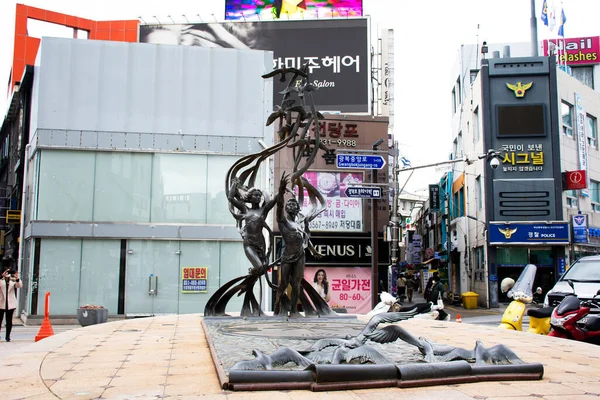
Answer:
top-left (544, 255), bottom-right (600, 313)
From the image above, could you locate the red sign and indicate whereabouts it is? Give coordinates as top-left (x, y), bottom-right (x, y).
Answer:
top-left (564, 170), bottom-right (587, 190)
top-left (304, 266), bottom-right (372, 314)
top-left (543, 36), bottom-right (600, 65)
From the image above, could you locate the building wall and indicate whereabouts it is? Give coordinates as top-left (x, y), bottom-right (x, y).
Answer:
top-left (22, 38), bottom-right (274, 316)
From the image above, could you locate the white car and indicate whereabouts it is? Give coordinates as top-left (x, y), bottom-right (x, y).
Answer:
top-left (544, 255), bottom-right (600, 313)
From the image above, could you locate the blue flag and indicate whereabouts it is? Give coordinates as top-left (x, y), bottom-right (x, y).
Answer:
top-left (541, 0), bottom-right (548, 26)
top-left (400, 157), bottom-right (412, 168)
top-left (558, 8), bottom-right (566, 37)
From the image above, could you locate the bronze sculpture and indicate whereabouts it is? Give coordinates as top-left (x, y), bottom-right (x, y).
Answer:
top-left (204, 63), bottom-right (334, 317)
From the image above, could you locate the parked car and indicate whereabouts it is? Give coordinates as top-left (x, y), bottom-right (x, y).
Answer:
top-left (544, 255), bottom-right (600, 313)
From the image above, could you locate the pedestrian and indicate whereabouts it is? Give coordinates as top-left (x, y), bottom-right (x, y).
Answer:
top-left (430, 278), bottom-right (446, 306)
top-left (396, 273), bottom-right (407, 301)
top-left (406, 275), bottom-right (416, 303)
top-left (424, 272), bottom-right (439, 302)
top-left (0, 268), bottom-right (22, 342)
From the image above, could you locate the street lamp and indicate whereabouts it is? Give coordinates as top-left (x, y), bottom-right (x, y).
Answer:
top-left (371, 139), bottom-right (384, 308)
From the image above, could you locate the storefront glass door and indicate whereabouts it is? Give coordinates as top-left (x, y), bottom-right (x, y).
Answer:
top-left (125, 240), bottom-right (180, 315)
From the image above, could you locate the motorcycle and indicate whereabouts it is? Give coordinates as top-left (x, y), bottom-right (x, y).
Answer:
top-left (548, 283), bottom-right (600, 345)
top-left (368, 291), bottom-right (450, 321)
top-left (498, 264), bottom-right (551, 334)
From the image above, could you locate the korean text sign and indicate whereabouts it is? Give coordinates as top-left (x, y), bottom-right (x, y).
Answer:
top-left (301, 171), bottom-right (363, 232)
top-left (304, 266), bottom-right (371, 314)
top-left (182, 267), bottom-right (208, 293)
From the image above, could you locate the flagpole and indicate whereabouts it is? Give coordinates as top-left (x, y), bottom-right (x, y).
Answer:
top-left (531, 0), bottom-right (539, 56)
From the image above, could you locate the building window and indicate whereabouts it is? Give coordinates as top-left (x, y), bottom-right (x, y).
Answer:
top-left (592, 181), bottom-right (600, 212)
top-left (562, 101), bottom-right (573, 137)
top-left (469, 69), bottom-right (478, 85)
top-left (475, 176), bottom-right (483, 210)
top-left (473, 107), bottom-right (480, 142)
top-left (566, 189), bottom-right (578, 208)
top-left (571, 66), bottom-right (594, 89)
top-left (457, 131), bottom-right (463, 157)
top-left (587, 114), bottom-right (597, 149)
top-left (456, 78), bottom-right (462, 106)
top-left (452, 87), bottom-right (457, 114)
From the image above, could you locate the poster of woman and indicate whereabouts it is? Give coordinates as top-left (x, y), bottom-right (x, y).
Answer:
top-left (304, 266), bottom-right (371, 313)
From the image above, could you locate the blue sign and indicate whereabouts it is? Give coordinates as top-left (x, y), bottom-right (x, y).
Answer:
top-left (336, 154), bottom-right (386, 170)
top-left (558, 257), bottom-right (566, 276)
top-left (345, 186), bottom-right (382, 199)
top-left (488, 222), bottom-right (570, 245)
top-left (572, 214), bottom-right (588, 244)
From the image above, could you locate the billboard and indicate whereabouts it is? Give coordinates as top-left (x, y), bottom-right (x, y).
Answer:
top-left (139, 19), bottom-right (369, 112)
top-left (543, 36), bottom-right (600, 65)
top-left (225, 0), bottom-right (363, 20)
top-left (304, 266), bottom-right (371, 314)
top-left (301, 171), bottom-right (363, 232)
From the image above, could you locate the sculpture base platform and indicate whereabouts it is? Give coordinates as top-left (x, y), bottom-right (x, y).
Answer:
top-left (201, 316), bottom-right (544, 392)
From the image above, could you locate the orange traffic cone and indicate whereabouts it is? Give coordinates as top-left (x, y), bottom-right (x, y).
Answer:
top-left (35, 292), bottom-right (54, 342)
top-left (456, 313), bottom-right (462, 323)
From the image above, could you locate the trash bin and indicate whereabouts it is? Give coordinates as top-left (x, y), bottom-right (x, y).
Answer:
top-left (461, 292), bottom-right (479, 309)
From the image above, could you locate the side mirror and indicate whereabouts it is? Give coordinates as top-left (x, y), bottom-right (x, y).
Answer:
top-left (535, 287), bottom-right (543, 295)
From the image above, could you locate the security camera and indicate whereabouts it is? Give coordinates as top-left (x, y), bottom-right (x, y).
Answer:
top-left (489, 157), bottom-right (500, 170)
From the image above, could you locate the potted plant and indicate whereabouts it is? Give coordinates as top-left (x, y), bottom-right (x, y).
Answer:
top-left (77, 305), bottom-right (108, 327)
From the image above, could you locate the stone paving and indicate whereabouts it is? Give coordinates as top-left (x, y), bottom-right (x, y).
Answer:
top-left (0, 313), bottom-right (599, 399)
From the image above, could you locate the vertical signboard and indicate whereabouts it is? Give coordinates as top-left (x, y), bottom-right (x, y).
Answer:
top-left (304, 266), bottom-right (371, 314)
top-left (181, 267), bottom-right (208, 293)
top-left (429, 184), bottom-right (440, 212)
top-left (380, 29), bottom-right (394, 124)
top-left (575, 93), bottom-right (589, 197)
top-left (572, 214), bottom-right (589, 244)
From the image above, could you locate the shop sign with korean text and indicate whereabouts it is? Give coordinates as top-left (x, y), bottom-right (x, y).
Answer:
top-left (181, 267), bottom-right (208, 293)
top-left (304, 266), bottom-right (371, 314)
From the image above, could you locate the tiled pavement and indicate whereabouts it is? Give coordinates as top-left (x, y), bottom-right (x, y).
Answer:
top-left (1, 313), bottom-right (600, 400)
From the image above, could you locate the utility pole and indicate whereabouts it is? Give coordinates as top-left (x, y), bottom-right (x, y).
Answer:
top-left (371, 139), bottom-right (384, 308)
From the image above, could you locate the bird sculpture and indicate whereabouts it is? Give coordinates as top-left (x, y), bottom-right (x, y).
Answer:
top-left (230, 348), bottom-right (312, 371)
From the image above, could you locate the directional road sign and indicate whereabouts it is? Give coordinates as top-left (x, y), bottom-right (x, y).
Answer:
top-left (345, 186), bottom-right (382, 199)
top-left (336, 154), bottom-right (387, 170)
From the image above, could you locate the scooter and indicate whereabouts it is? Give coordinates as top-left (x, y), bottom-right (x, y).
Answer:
top-left (548, 284), bottom-right (600, 345)
top-left (498, 264), bottom-right (551, 334)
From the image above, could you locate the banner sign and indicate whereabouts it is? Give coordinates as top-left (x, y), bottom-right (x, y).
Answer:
top-left (543, 36), bottom-right (600, 65)
top-left (139, 19), bottom-right (369, 112)
top-left (575, 93), bottom-right (590, 197)
top-left (304, 266), bottom-right (371, 314)
top-left (181, 267), bottom-right (208, 293)
top-left (572, 214), bottom-right (589, 244)
top-left (225, 0), bottom-right (363, 20)
top-left (489, 222), bottom-right (570, 245)
top-left (301, 171), bottom-right (363, 232)
top-left (429, 184), bottom-right (440, 212)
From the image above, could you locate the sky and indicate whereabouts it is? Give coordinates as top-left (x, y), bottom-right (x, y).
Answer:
top-left (1, 0), bottom-right (599, 194)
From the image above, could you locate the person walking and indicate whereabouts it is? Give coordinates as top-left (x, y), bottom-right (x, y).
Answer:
top-left (430, 278), bottom-right (446, 306)
top-left (396, 273), bottom-right (407, 301)
top-left (406, 275), bottom-right (416, 303)
top-left (424, 272), bottom-right (440, 302)
top-left (0, 268), bottom-right (22, 342)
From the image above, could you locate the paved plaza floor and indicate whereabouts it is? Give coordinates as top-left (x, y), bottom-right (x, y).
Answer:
top-left (1, 312), bottom-right (600, 400)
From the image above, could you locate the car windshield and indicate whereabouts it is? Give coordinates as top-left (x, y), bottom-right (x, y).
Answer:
top-left (563, 259), bottom-right (600, 281)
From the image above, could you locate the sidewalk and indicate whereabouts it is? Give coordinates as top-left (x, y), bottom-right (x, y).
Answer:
top-left (1, 314), bottom-right (599, 399)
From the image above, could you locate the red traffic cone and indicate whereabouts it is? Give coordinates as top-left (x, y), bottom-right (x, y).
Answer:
top-left (35, 292), bottom-right (54, 342)
top-left (456, 313), bottom-right (462, 323)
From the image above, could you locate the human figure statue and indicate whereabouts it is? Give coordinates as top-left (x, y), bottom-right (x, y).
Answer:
top-left (227, 177), bottom-right (277, 275)
top-left (274, 173), bottom-right (325, 317)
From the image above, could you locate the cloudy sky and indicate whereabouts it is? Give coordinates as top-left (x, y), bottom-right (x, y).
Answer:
top-left (0, 0), bottom-right (598, 193)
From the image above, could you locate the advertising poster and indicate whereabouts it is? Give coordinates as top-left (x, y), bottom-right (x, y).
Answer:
top-left (181, 267), bottom-right (208, 293)
top-left (139, 19), bottom-right (369, 113)
top-left (304, 266), bottom-right (371, 314)
top-left (225, 0), bottom-right (363, 20)
top-left (301, 171), bottom-right (363, 232)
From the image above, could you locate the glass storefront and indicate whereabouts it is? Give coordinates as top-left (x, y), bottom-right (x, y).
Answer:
top-left (36, 150), bottom-right (255, 224)
top-left (35, 238), bottom-right (253, 315)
